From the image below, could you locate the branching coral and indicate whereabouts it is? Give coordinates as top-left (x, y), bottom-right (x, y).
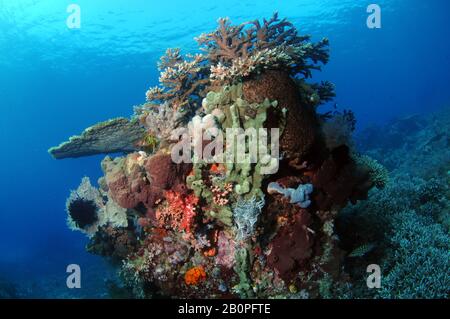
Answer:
top-left (311, 81), bottom-right (336, 105)
top-left (354, 154), bottom-right (389, 189)
top-left (197, 12), bottom-right (329, 83)
top-left (145, 48), bottom-right (210, 111)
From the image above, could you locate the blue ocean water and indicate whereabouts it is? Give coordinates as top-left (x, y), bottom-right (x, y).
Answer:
top-left (0, 0), bottom-right (449, 297)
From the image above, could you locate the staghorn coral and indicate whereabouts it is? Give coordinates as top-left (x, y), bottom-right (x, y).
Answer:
top-left (197, 12), bottom-right (329, 83)
top-left (145, 48), bottom-right (209, 111)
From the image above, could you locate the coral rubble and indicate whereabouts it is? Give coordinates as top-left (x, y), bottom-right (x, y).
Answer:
top-left (50, 13), bottom-right (384, 298)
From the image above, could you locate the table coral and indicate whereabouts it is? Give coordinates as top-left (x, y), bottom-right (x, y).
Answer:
top-left (48, 118), bottom-right (145, 159)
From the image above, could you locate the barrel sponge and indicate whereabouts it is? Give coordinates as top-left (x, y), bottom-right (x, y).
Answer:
top-left (242, 70), bottom-right (324, 161)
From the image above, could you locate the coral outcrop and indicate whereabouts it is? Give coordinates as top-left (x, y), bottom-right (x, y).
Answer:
top-left (51, 13), bottom-right (384, 299)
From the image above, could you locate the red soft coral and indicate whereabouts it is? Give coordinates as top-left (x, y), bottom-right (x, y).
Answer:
top-left (156, 191), bottom-right (199, 234)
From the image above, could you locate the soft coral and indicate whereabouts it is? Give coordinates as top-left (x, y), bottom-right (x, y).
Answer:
top-left (156, 191), bottom-right (199, 234)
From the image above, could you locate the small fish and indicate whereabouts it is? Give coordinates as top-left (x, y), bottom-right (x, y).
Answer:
top-left (348, 243), bottom-right (376, 258)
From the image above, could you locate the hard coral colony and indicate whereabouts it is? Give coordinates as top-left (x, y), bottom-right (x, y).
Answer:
top-left (52, 13), bottom-right (385, 298)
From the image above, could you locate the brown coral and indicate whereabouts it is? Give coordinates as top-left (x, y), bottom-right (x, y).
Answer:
top-left (197, 12), bottom-right (329, 80)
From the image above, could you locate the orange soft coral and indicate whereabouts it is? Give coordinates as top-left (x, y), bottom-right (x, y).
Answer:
top-left (184, 266), bottom-right (207, 285)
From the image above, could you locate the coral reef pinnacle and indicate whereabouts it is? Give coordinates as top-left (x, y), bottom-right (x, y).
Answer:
top-left (51, 13), bottom-right (384, 299)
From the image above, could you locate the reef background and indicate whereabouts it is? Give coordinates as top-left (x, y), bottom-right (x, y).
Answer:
top-left (0, 0), bottom-right (449, 298)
